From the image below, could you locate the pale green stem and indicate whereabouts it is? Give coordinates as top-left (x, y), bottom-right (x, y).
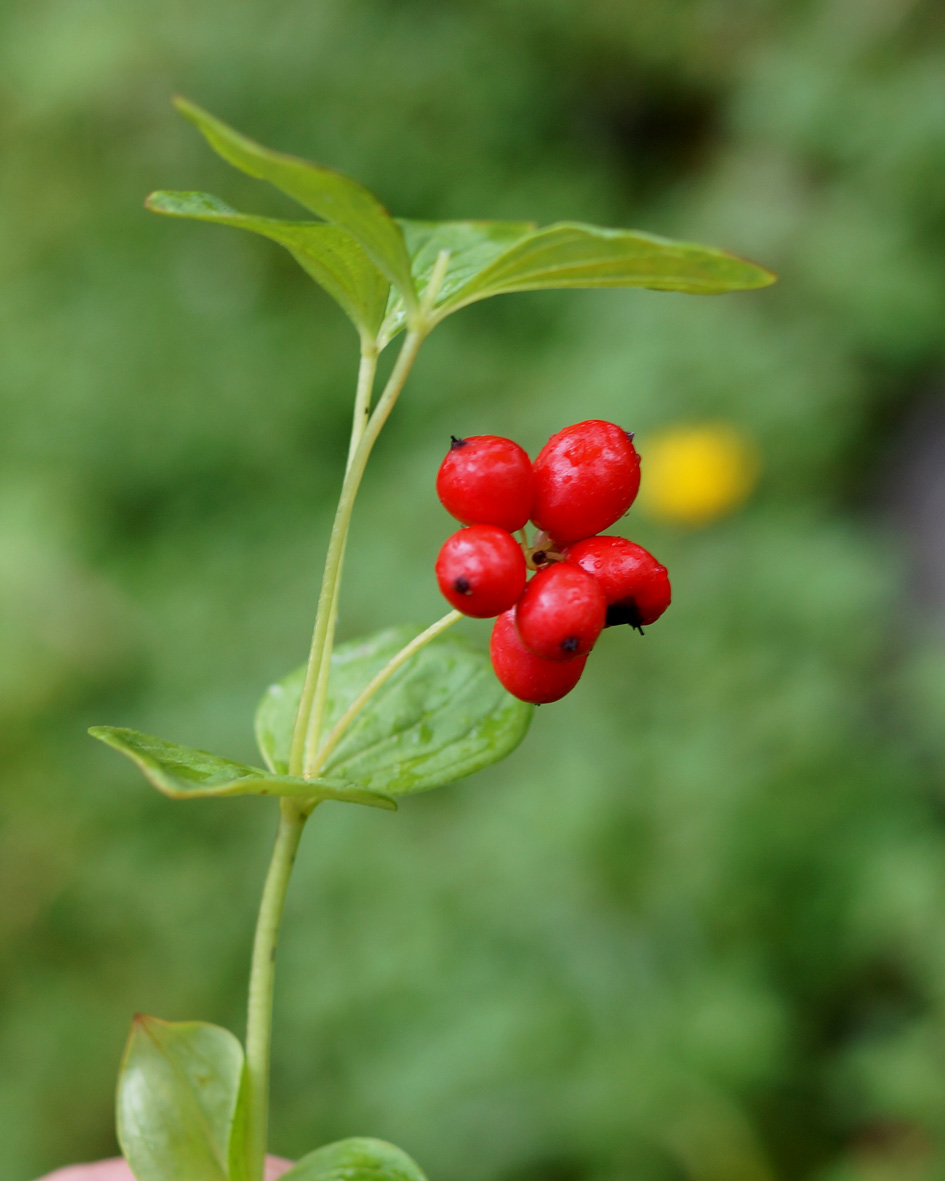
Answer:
top-left (244, 800), bottom-right (307, 1181)
top-left (292, 348), bottom-right (379, 781)
top-left (347, 346), bottom-right (379, 471)
top-left (289, 327), bottom-right (427, 777)
top-left (285, 340), bottom-right (396, 777)
top-left (309, 609), bottom-right (462, 777)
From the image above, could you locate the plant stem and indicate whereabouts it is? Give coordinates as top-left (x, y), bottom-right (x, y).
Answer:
top-left (243, 256), bottom-right (452, 1178)
top-left (287, 347), bottom-right (380, 780)
top-left (244, 800), bottom-right (307, 1181)
top-left (309, 609), bottom-right (462, 777)
top-left (285, 345), bottom-right (380, 777)
top-left (289, 327), bottom-right (427, 778)
top-left (347, 347), bottom-right (379, 471)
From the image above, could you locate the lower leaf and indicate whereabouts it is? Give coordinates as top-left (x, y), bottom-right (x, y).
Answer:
top-left (117, 1015), bottom-right (245, 1181)
top-left (89, 726), bottom-right (396, 810)
top-left (255, 626), bottom-right (533, 795)
top-left (279, 1138), bottom-right (428, 1181)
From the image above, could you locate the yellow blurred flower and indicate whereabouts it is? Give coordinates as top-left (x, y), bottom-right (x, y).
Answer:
top-left (637, 423), bottom-right (760, 526)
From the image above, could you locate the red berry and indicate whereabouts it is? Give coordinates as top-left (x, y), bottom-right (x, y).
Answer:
top-left (435, 525), bottom-right (527, 618)
top-left (437, 435), bottom-right (535, 533)
top-left (515, 562), bottom-right (606, 661)
top-left (531, 420), bottom-right (641, 544)
top-left (490, 609), bottom-right (587, 704)
top-left (564, 536), bottom-right (671, 628)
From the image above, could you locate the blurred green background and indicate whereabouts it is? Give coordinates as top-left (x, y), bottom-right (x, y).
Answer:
top-left (3, 1), bottom-right (945, 1178)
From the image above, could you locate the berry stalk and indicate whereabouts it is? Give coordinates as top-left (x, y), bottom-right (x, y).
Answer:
top-left (308, 609), bottom-right (462, 777)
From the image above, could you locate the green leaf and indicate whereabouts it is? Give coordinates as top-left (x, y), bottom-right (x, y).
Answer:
top-left (433, 221), bottom-right (776, 316)
top-left (279, 1138), bottom-right (428, 1181)
top-left (146, 191), bottom-right (390, 343)
top-left (255, 625), bottom-right (533, 795)
top-left (379, 218), bottom-right (536, 340)
top-left (156, 103), bottom-right (774, 345)
top-left (88, 726), bottom-right (396, 810)
top-left (116, 1015), bottom-right (245, 1181)
top-left (173, 97), bottom-right (417, 312)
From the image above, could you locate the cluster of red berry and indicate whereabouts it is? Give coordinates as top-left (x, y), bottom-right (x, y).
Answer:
top-left (435, 420), bottom-right (671, 704)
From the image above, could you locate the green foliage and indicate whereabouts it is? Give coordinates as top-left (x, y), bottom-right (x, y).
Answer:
top-left (92, 622), bottom-right (531, 809)
top-left (145, 192), bottom-right (391, 345)
top-left (433, 221), bottom-right (775, 306)
top-left (116, 1016), bottom-right (428, 1181)
top-left (88, 726), bottom-right (396, 809)
top-left (173, 97), bottom-right (418, 316)
top-left (386, 219), bottom-right (538, 343)
top-left (117, 1016), bottom-right (246, 1181)
top-left (280, 1138), bottom-right (428, 1181)
top-left (255, 627), bottom-right (533, 795)
top-left (148, 102), bottom-right (774, 350)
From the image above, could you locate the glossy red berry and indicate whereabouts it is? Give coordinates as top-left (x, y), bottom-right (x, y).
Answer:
top-left (437, 435), bottom-right (535, 533)
top-left (531, 420), bottom-right (641, 544)
top-left (515, 562), bottom-right (606, 661)
top-left (490, 609), bottom-right (588, 704)
top-left (564, 535), bottom-right (671, 629)
top-left (435, 525), bottom-right (527, 618)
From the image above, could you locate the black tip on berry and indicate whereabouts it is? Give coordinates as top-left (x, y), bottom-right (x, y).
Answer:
top-left (625, 431), bottom-right (635, 443)
top-left (450, 435), bottom-right (466, 450)
top-left (453, 576), bottom-right (472, 595)
top-left (561, 636), bottom-right (580, 653)
top-left (605, 602), bottom-right (645, 631)
top-left (533, 550), bottom-right (547, 565)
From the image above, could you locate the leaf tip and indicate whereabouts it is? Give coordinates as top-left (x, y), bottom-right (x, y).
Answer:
top-left (750, 263), bottom-right (778, 289)
top-left (171, 93), bottom-right (201, 120)
top-left (130, 1012), bottom-right (164, 1038)
top-left (725, 250), bottom-right (778, 290)
top-left (171, 95), bottom-right (222, 141)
